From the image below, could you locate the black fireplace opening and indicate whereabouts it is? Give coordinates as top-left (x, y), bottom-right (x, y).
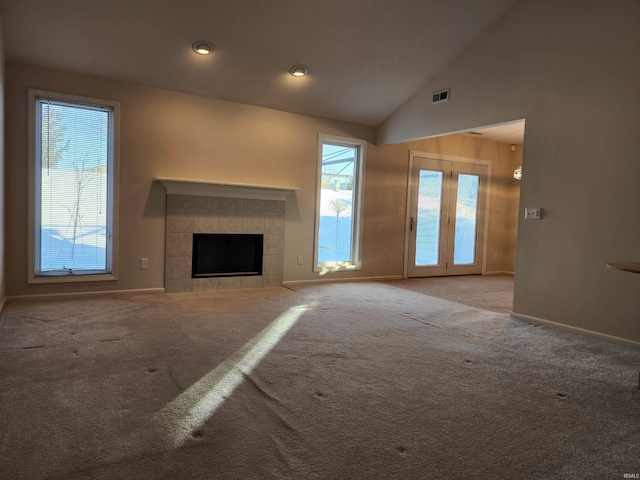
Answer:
top-left (192, 233), bottom-right (263, 278)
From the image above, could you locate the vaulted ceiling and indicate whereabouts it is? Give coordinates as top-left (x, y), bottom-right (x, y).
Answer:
top-left (0, 0), bottom-right (519, 127)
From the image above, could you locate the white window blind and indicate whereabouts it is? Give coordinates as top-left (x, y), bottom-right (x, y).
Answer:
top-left (35, 98), bottom-right (113, 276)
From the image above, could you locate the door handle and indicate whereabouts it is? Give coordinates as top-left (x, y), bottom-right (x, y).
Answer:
top-left (410, 217), bottom-right (418, 231)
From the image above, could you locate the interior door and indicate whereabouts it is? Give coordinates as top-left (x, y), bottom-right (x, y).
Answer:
top-left (407, 156), bottom-right (488, 277)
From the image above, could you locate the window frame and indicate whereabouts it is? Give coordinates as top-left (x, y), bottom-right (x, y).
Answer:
top-left (27, 89), bottom-right (120, 284)
top-left (314, 133), bottom-right (366, 272)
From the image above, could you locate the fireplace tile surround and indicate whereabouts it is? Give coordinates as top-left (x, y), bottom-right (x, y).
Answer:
top-left (164, 194), bottom-right (285, 292)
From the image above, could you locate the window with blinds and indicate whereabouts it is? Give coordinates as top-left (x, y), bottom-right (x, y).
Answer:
top-left (33, 94), bottom-right (115, 277)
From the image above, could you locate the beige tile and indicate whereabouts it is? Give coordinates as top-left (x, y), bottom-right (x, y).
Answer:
top-left (263, 233), bottom-right (284, 255)
top-left (219, 197), bottom-right (241, 211)
top-left (165, 256), bottom-right (192, 279)
top-left (192, 277), bottom-right (219, 292)
top-left (194, 196), bottom-right (220, 209)
top-left (166, 233), bottom-right (192, 257)
top-left (167, 195), bottom-right (194, 209)
top-left (264, 200), bottom-right (285, 213)
top-left (262, 275), bottom-right (283, 287)
top-left (167, 207), bottom-right (193, 233)
top-left (167, 203), bottom-right (193, 215)
top-left (194, 208), bottom-right (219, 233)
top-left (242, 199), bottom-right (264, 212)
top-left (264, 211), bottom-right (285, 234)
top-left (217, 277), bottom-right (242, 290)
top-left (242, 213), bottom-right (264, 234)
top-left (263, 254), bottom-right (284, 275)
top-left (165, 278), bottom-right (192, 293)
top-left (240, 276), bottom-right (263, 289)
top-left (218, 210), bottom-right (242, 233)
top-left (165, 194), bottom-right (287, 291)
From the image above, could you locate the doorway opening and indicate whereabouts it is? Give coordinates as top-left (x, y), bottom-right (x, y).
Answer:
top-left (401, 119), bottom-right (524, 312)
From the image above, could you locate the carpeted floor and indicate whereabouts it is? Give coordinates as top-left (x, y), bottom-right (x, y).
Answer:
top-left (385, 274), bottom-right (514, 314)
top-left (0, 282), bottom-right (638, 479)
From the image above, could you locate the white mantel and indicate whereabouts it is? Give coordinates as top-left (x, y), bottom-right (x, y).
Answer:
top-left (154, 177), bottom-right (300, 201)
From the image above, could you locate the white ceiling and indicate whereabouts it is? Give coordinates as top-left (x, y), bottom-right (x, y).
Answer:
top-left (0, 0), bottom-right (519, 128)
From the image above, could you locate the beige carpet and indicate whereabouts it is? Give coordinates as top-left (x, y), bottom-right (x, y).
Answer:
top-left (385, 274), bottom-right (514, 314)
top-left (0, 283), bottom-right (638, 479)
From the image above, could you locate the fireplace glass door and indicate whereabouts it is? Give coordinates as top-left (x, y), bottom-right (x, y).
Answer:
top-left (192, 234), bottom-right (263, 278)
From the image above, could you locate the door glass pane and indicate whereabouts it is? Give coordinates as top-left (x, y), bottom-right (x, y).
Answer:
top-left (453, 174), bottom-right (479, 265)
top-left (415, 170), bottom-right (443, 266)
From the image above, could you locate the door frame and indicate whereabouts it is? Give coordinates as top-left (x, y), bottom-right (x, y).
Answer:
top-left (403, 150), bottom-right (492, 279)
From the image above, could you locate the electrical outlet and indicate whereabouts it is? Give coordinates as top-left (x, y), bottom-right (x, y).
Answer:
top-left (140, 258), bottom-right (148, 270)
top-left (388, 254), bottom-right (393, 263)
top-left (297, 255), bottom-right (303, 265)
top-left (524, 207), bottom-right (542, 220)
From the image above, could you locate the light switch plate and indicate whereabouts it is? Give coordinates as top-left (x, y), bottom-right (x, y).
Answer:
top-left (524, 207), bottom-right (542, 220)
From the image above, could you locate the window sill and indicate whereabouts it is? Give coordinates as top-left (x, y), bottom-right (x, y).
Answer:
top-left (28, 273), bottom-right (118, 284)
top-left (314, 262), bottom-right (362, 274)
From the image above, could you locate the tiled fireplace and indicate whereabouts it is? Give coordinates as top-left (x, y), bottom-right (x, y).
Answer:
top-left (156, 178), bottom-right (298, 293)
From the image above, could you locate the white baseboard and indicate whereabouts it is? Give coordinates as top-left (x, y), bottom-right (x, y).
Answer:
top-left (6, 287), bottom-right (166, 303)
top-left (511, 312), bottom-right (640, 349)
top-left (283, 275), bottom-right (403, 287)
top-left (484, 271), bottom-right (515, 276)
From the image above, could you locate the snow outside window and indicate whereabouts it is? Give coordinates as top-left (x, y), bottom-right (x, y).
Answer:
top-left (29, 90), bottom-right (119, 282)
top-left (314, 135), bottom-right (365, 272)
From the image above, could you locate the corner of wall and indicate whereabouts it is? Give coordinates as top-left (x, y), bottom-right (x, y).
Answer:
top-left (0, 13), bottom-right (6, 311)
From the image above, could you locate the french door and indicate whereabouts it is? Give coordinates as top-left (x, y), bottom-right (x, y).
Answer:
top-left (407, 156), bottom-right (488, 277)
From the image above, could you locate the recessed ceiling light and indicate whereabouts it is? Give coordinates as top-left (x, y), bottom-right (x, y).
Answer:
top-left (192, 41), bottom-right (214, 55)
top-left (290, 65), bottom-right (309, 77)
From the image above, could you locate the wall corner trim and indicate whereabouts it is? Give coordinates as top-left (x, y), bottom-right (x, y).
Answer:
top-left (511, 312), bottom-right (640, 349)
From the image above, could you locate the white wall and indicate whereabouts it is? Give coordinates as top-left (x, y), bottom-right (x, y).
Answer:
top-left (378, 0), bottom-right (640, 343)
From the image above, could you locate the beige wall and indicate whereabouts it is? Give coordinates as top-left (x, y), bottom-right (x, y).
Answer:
top-left (379, 0), bottom-right (640, 343)
top-left (5, 62), bottom-right (377, 296)
top-left (5, 62), bottom-right (521, 297)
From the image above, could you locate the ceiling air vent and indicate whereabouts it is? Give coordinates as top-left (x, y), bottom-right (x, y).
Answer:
top-left (432, 89), bottom-right (450, 104)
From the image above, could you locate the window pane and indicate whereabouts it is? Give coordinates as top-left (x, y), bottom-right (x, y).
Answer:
top-left (317, 144), bottom-right (357, 263)
top-left (415, 170), bottom-right (443, 266)
top-left (38, 100), bottom-right (110, 274)
top-left (453, 174), bottom-right (479, 265)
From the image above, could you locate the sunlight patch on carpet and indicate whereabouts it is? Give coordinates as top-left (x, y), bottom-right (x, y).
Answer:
top-left (156, 304), bottom-right (312, 447)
